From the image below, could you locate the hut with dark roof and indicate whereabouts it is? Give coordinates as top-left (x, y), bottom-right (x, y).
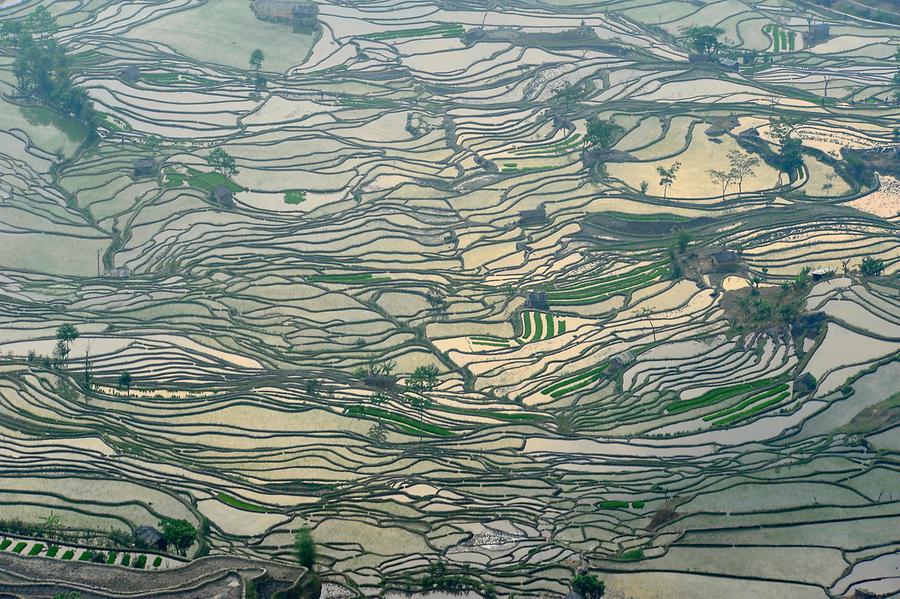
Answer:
top-left (135, 525), bottom-right (166, 551)
top-left (118, 65), bottom-right (140, 82)
top-left (132, 156), bottom-right (156, 178)
top-left (212, 185), bottom-right (235, 209)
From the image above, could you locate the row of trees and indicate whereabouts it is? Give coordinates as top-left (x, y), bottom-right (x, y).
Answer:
top-left (2, 7), bottom-right (98, 135)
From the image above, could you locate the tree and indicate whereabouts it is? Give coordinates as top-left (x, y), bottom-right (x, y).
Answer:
top-left (860, 256), bottom-right (885, 276)
top-left (25, 6), bottom-right (58, 41)
top-left (144, 135), bottom-right (161, 155)
top-left (573, 572), bottom-right (605, 598)
top-left (407, 364), bottom-right (439, 392)
top-left (727, 150), bottom-right (760, 194)
top-left (639, 180), bottom-right (649, 194)
top-left (294, 526), bottom-right (316, 570)
top-left (118, 371), bottom-right (132, 394)
top-left (771, 117), bottom-right (804, 178)
top-left (584, 118), bottom-right (623, 151)
top-left (681, 25), bottom-right (724, 56)
top-left (656, 161), bottom-right (681, 198)
top-left (158, 518), bottom-right (196, 556)
top-left (706, 168), bottom-right (733, 197)
top-left (676, 229), bottom-right (691, 254)
top-left (55, 324), bottom-right (79, 366)
top-left (206, 148), bottom-right (238, 177)
top-left (249, 48), bottom-right (265, 71)
top-left (553, 82), bottom-right (584, 110)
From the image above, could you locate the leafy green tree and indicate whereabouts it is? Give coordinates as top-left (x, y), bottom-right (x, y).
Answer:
top-left (860, 256), bottom-right (885, 276)
top-left (144, 135), bottom-right (161, 155)
top-left (407, 364), bottom-right (439, 392)
top-left (553, 83), bottom-right (584, 110)
top-left (706, 168), bottom-right (733, 197)
top-left (681, 25), bottom-right (724, 56)
top-left (118, 371), bottom-right (132, 394)
top-left (656, 161), bottom-right (681, 198)
top-left (249, 48), bottom-right (265, 71)
top-left (676, 230), bottom-right (691, 254)
top-left (158, 518), bottom-right (197, 556)
top-left (573, 572), bottom-right (605, 598)
top-left (639, 180), bottom-right (649, 194)
top-left (54, 324), bottom-right (79, 366)
top-left (583, 118), bottom-right (623, 151)
top-left (727, 150), bottom-right (760, 194)
top-left (294, 526), bottom-right (316, 570)
top-left (206, 148), bottom-right (238, 177)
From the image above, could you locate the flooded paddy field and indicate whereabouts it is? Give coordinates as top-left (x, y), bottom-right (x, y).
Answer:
top-left (0, 0), bottom-right (898, 597)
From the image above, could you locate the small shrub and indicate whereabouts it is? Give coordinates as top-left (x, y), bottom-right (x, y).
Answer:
top-left (107, 551), bottom-right (117, 564)
top-left (152, 555), bottom-right (162, 567)
top-left (47, 545), bottom-right (60, 557)
top-left (12, 542), bottom-right (27, 553)
top-left (631, 501), bottom-right (645, 509)
top-left (134, 554), bottom-right (147, 569)
top-left (120, 553), bottom-right (131, 566)
top-left (62, 550), bottom-right (75, 560)
top-left (28, 543), bottom-right (44, 556)
top-left (78, 550), bottom-right (93, 561)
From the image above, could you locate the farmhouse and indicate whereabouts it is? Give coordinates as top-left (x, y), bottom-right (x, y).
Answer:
top-left (104, 266), bottom-right (131, 279)
top-left (519, 204), bottom-right (547, 227)
top-left (709, 249), bottom-right (739, 271)
top-left (807, 22), bottom-right (831, 44)
top-left (118, 65), bottom-right (140, 82)
top-left (795, 372), bottom-right (817, 395)
top-left (135, 525), bottom-right (166, 551)
top-left (132, 156), bottom-right (156, 178)
top-left (525, 290), bottom-right (549, 311)
top-left (609, 349), bottom-right (636, 373)
top-left (252, 0), bottom-right (318, 31)
top-left (212, 185), bottom-right (235, 208)
top-left (719, 57), bottom-right (740, 71)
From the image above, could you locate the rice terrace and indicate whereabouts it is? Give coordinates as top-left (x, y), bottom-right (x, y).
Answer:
top-left (0, 0), bottom-right (898, 596)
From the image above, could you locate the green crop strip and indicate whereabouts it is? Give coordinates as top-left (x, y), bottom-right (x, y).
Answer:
top-left (363, 24), bottom-right (465, 41)
top-left (541, 363), bottom-right (608, 398)
top-left (604, 211), bottom-right (688, 222)
top-left (27, 543), bottom-right (43, 556)
top-left (712, 391), bottom-right (791, 427)
top-left (12, 542), bottom-right (26, 554)
top-left (217, 492), bottom-right (270, 513)
top-left (46, 545), bottom-right (59, 557)
top-left (704, 383), bottom-right (790, 421)
top-left (0, 539), bottom-right (11, 550)
top-left (667, 377), bottom-right (786, 414)
top-left (307, 273), bottom-right (390, 283)
top-left (62, 550), bottom-right (75, 560)
top-left (599, 500), bottom-right (630, 509)
top-left (433, 405), bottom-right (547, 422)
top-left (284, 189), bottom-right (306, 204)
top-left (346, 405), bottom-right (454, 436)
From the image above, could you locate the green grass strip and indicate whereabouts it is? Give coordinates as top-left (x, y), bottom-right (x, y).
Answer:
top-left (533, 311), bottom-right (544, 340)
top-left (713, 391), bottom-right (791, 427)
top-left (346, 405), bottom-right (454, 437)
top-left (153, 556), bottom-right (162, 567)
top-left (599, 500), bottom-right (630, 509)
top-left (107, 551), bottom-right (117, 564)
top-left (433, 404), bottom-right (547, 422)
top-left (704, 383), bottom-right (790, 421)
top-left (544, 312), bottom-right (554, 339)
top-left (62, 550), bottom-right (75, 560)
top-left (134, 554), bottom-right (147, 569)
top-left (308, 273), bottom-right (389, 283)
top-left (0, 539), bottom-right (11, 551)
top-left (667, 377), bottom-right (783, 414)
top-left (541, 363), bottom-right (608, 398)
top-left (121, 553), bottom-right (130, 566)
top-left (27, 543), bottom-right (43, 556)
top-left (522, 311), bottom-right (532, 340)
top-left (363, 24), bottom-right (464, 41)
top-left (46, 545), bottom-right (59, 558)
top-left (12, 542), bottom-right (26, 554)
top-left (216, 492), bottom-right (270, 513)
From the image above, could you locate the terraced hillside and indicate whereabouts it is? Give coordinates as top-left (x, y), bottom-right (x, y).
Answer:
top-left (0, 0), bottom-right (898, 597)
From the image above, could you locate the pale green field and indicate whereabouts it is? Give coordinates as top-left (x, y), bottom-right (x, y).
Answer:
top-left (123, 0), bottom-right (315, 72)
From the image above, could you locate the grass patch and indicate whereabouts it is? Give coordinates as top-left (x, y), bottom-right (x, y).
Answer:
top-left (307, 273), bottom-right (389, 284)
top-left (346, 405), bottom-right (454, 437)
top-left (620, 549), bottom-right (645, 561)
top-left (704, 384), bottom-right (790, 422)
top-left (216, 492), bottom-right (270, 513)
top-left (121, 553), bottom-right (131, 566)
top-left (107, 551), bottom-right (118, 564)
top-left (666, 377), bottom-right (784, 414)
top-left (62, 550), bottom-right (75, 560)
top-left (78, 550), bottom-right (93, 561)
top-left (600, 500), bottom-right (630, 509)
top-left (183, 167), bottom-right (243, 193)
top-left (284, 189), bottom-right (306, 204)
top-left (0, 539), bottom-right (11, 550)
top-left (27, 543), bottom-right (43, 556)
top-left (153, 555), bottom-right (162, 567)
top-left (605, 211), bottom-right (688, 222)
top-left (541, 363), bottom-right (608, 398)
top-left (12, 542), bottom-right (26, 554)
top-left (47, 545), bottom-right (59, 558)
top-left (363, 23), bottom-right (464, 41)
top-left (712, 391), bottom-right (791, 427)
top-left (134, 554), bottom-right (147, 569)
top-left (838, 391), bottom-right (900, 434)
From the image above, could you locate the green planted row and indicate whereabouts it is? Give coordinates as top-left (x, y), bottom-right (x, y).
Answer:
top-left (541, 363), bottom-right (608, 398)
top-left (216, 492), bottom-right (270, 513)
top-left (346, 405), bottom-right (454, 437)
top-left (363, 23), bottom-right (464, 41)
top-left (307, 273), bottom-right (389, 284)
top-left (704, 383), bottom-right (790, 421)
top-left (712, 391), bottom-right (791, 427)
top-left (667, 377), bottom-right (785, 414)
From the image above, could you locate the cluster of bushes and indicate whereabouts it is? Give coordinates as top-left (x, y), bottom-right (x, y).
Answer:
top-left (1, 7), bottom-right (97, 136)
